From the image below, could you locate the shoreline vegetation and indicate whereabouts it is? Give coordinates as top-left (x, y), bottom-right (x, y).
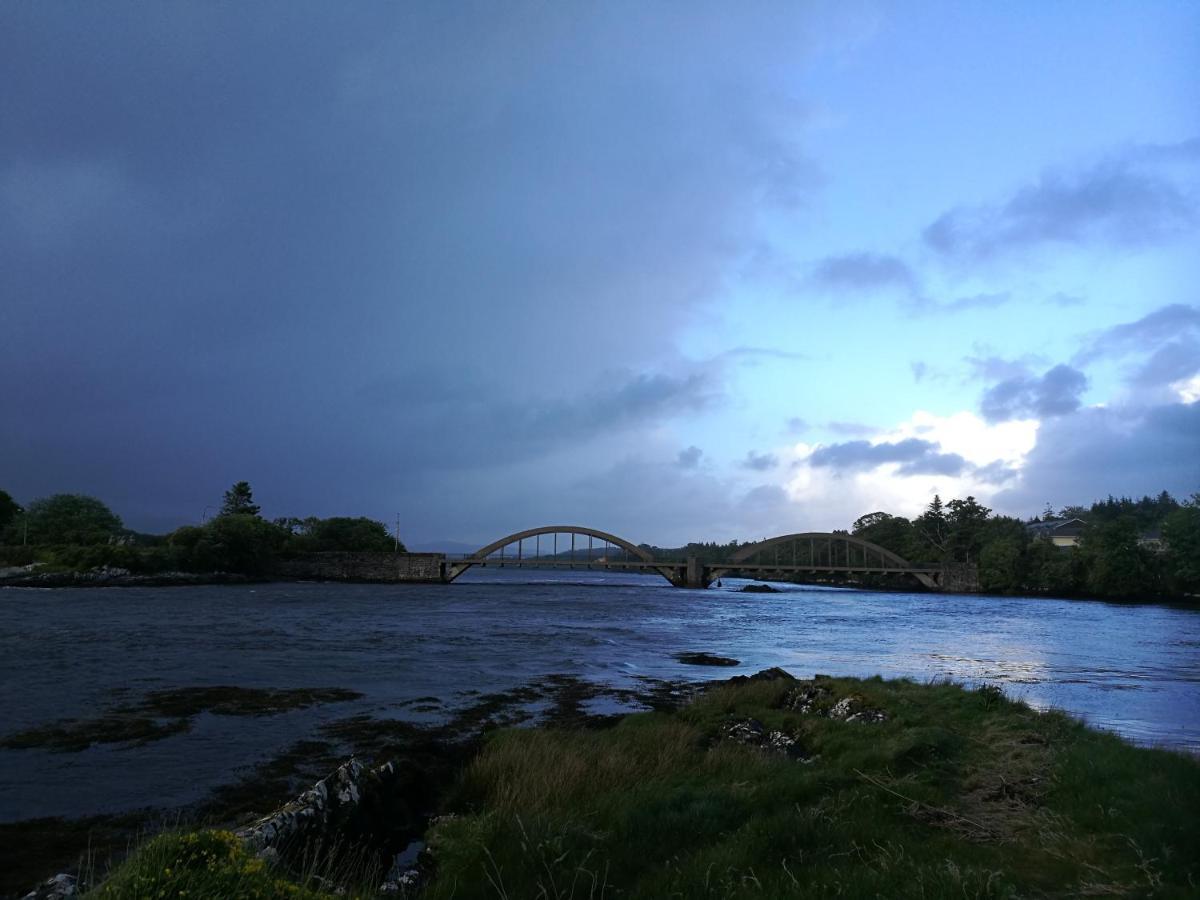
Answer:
top-left (11, 668), bottom-right (1198, 899)
top-left (1, 483), bottom-right (1198, 603)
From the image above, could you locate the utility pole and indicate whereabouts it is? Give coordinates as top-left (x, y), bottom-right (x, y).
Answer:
top-left (395, 513), bottom-right (401, 553)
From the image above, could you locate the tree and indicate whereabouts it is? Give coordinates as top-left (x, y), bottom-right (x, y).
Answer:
top-left (307, 517), bottom-right (399, 552)
top-left (852, 512), bottom-right (892, 533)
top-left (1026, 540), bottom-right (1079, 595)
top-left (913, 495), bottom-right (948, 561)
top-left (204, 514), bottom-right (287, 574)
top-left (979, 537), bottom-right (1022, 592)
top-left (1162, 504), bottom-right (1200, 595)
top-left (945, 496), bottom-right (992, 562)
top-left (0, 490), bottom-right (22, 535)
top-left (1081, 517), bottom-right (1149, 598)
top-left (852, 511), bottom-right (917, 560)
top-left (20, 494), bottom-right (123, 545)
top-left (219, 481), bottom-right (261, 518)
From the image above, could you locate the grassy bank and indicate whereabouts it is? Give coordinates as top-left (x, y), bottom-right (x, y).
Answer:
top-left (77, 672), bottom-right (1200, 898)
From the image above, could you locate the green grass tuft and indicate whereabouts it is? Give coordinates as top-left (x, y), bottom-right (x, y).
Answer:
top-left (422, 676), bottom-right (1200, 899)
top-left (81, 675), bottom-right (1200, 899)
top-left (85, 830), bottom-right (350, 899)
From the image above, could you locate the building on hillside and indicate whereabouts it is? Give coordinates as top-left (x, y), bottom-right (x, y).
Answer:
top-left (1026, 518), bottom-right (1086, 548)
top-left (1137, 529), bottom-right (1168, 552)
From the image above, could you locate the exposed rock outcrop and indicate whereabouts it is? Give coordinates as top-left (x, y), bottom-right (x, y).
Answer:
top-left (19, 873), bottom-right (76, 900)
top-left (783, 680), bottom-right (889, 723)
top-left (236, 757), bottom-right (392, 853)
top-left (721, 717), bottom-right (808, 759)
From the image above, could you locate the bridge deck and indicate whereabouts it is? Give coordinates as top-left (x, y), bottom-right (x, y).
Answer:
top-left (454, 559), bottom-right (940, 575)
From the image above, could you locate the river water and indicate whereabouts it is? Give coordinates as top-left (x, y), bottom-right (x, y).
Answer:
top-left (1, 570), bottom-right (1198, 823)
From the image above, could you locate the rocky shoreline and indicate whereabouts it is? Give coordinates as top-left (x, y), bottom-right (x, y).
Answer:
top-left (0, 567), bottom-right (262, 589)
top-left (16, 666), bottom-right (1200, 898)
top-left (2, 671), bottom-right (698, 899)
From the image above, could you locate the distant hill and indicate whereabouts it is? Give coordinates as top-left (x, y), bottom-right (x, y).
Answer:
top-left (407, 539), bottom-right (479, 555)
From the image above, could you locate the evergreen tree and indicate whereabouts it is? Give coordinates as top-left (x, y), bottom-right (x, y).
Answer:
top-left (1162, 499), bottom-right (1200, 595)
top-left (945, 496), bottom-right (992, 562)
top-left (914, 495), bottom-right (948, 560)
top-left (219, 481), bottom-right (261, 518)
top-left (1081, 517), bottom-right (1148, 598)
top-left (0, 490), bottom-right (22, 535)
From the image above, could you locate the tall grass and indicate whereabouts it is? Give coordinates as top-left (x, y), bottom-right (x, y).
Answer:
top-left (84, 829), bottom-right (382, 900)
top-left (82, 675), bottom-right (1200, 898)
top-left (423, 676), bottom-right (1200, 899)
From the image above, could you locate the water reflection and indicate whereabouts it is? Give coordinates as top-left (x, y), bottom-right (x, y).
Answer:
top-left (0, 571), bottom-right (1197, 820)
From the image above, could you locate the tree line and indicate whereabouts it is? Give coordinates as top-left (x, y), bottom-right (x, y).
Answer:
top-left (0, 482), bottom-right (403, 576)
top-left (645, 491), bottom-right (1198, 600)
top-left (850, 492), bottom-right (1198, 600)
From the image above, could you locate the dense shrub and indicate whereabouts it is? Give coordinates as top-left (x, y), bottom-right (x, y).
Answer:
top-left (8, 494), bottom-right (122, 546)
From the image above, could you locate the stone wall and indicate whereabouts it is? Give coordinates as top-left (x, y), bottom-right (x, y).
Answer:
top-left (940, 563), bottom-right (981, 593)
top-left (275, 552), bottom-right (445, 583)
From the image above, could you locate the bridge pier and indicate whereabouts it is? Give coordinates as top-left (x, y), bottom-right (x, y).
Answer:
top-left (669, 556), bottom-right (711, 589)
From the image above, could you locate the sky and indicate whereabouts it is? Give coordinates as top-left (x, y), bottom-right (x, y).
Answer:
top-left (2, 1), bottom-right (1198, 548)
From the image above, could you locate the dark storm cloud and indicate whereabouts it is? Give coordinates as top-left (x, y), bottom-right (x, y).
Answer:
top-left (1073, 303), bottom-right (1200, 365)
top-left (717, 347), bottom-right (810, 365)
top-left (562, 457), bottom-right (799, 547)
top-left (928, 292), bottom-right (1010, 314)
top-left (980, 365), bottom-right (1089, 423)
top-left (0, 2), bottom-right (840, 536)
top-left (807, 438), bottom-right (968, 477)
top-left (995, 401), bottom-right (1200, 511)
top-left (1130, 338), bottom-right (1200, 389)
top-left (964, 353), bottom-right (1040, 383)
top-left (353, 366), bottom-right (724, 470)
top-left (740, 451), bottom-right (779, 471)
top-left (806, 250), bottom-right (1010, 315)
top-left (526, 373), bottom-right (721, 442)
top-left (974, 460), bottom-right (1018, 485)
top-left (676, 446), bottom-right (703, 469)
top-left (1046, 291), bottom-right (1085, 308)
top-left (809, 252), bottom-right (916, 292)
top-left (924, 140), bottom-right (1199, 261)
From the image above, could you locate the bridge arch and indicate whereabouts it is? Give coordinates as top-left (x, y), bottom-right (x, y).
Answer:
top-left (471, 525), bottom-right (653, 563)
top-left (728, 532), bottom-right (912, 568)
top-left (713, 531), bottom-right (937, 589)
top-left (442, 525), bottom-right (671, 583)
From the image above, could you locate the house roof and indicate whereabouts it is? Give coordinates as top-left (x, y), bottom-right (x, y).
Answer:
top-left (1026, 518), bottom-right (1086, 537)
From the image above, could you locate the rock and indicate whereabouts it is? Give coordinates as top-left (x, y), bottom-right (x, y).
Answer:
top-left (237, 757), bottom-right (395, 853)
top-left (828, 697), bottom-right (855, 719)
top-left (827, 695), bottom-right (888, 723)
top-left (783, 683), bottom-right (888, 723)
top-left (20, 873), bottom-right (76, 900)
top-left (721, 717), bottom-right (810, 759)
top-left (765, 730), bottom-right (797, 753)
top-left (728, 667), bottom-right (796, 685)
top-left (783, 684), bottom-right (832, 713)
top-left (740, 583), bottom-right (781, 593)
top-left (675, 652), bottom-right (740, 667)
top-left (722, 718), bottom-right (766, 745)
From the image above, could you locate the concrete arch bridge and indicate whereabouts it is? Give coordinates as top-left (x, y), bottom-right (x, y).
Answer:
top-left (441, 525), bottom-right (941, 590)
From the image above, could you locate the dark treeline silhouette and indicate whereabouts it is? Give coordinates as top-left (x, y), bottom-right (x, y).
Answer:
top-left (0, 482), bottom-right (402, 576)
top-left (645, 492), bottom-right (1199, 601)
top-left (2, 485), bottom-right (1196, 598)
